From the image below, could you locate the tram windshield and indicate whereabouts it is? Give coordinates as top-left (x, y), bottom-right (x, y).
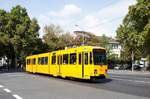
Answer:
top-left (93, 49), bottom-right (106, 65)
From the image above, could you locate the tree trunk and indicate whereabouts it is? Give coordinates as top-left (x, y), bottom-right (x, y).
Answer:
top-left (149, 54), bottom-right (150, 67)
top-left (9, 43), bottom-right (16, 69)
top-left (11, 49), bottom-right (16, 69)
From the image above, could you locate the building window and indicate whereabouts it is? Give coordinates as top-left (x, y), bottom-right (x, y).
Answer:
top-left (70, 53), bottom-right (76, 64)
top-left (112, 44), bottom-right (118, 49)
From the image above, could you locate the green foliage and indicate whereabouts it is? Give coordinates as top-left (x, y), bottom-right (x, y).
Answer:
top-left (43, 24), bottom-right (63, 50)
top-left (74, 31), bottom-right (100, 46)
top-left (116, 0), bottom-right (150, 61)
top-left (99, 34), bottom-right (109, 47)
top-left (0, 5), bottom-right (46, 68)
top-left (43, 26), bottom-right (105, 50)
top-left (143, 20), bottom-right (150, 54)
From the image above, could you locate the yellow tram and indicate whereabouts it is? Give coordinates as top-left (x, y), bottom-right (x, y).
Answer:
top-left (26, 46), bottom-right (108, 80)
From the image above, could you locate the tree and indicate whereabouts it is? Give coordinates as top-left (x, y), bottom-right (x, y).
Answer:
top-left (43, 24), bottom-right (63, 50)
top-left (58, 32), bottom-right (74, 48)
top-left (99, 34), bottom-right (109, 48)
top-left (74, 31), bottom-right (100, 46)
top-left (0, 5), bottom-right (43, 68)
top-left (143, 20), bottom-right (150, 62)
top-left (116, 0), bottom-right (150, 61)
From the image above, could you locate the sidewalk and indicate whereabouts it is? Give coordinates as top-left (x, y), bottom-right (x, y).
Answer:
top-left (108, 69), bottom-right (150, 77)
top-left (0, 68), bottom-right (24, 73)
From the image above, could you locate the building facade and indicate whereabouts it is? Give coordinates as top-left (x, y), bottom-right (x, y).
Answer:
top-left (109, 40), bottom-right (121, 58)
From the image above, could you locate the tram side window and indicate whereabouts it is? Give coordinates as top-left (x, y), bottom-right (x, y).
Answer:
top-left (79, 53), bottom-right (81, 65)
top-left (57, 56), bottom-right (62, 65)
top-left (41, 57), bottom-right (45, 65)
top-left (57, 56), bottom-right (60, 65)
top-left (70, 53), bottom-right (76, 64)
top-left (52, 56), bottom-right (56, 64)
top-left (38, 58), bottom-right (41, 65)
top-left (90, 52), bottom-right (92, 64)
top-left (26, 59), bottom-right (28, 65)
top-left (63, 54), bottom-right (68, 64)
top-left (28, 59), bottom-right (31, 65)
top-left (45, 57), bottom-right (48, 65)
top-left (85, 53), bottom-right (88, 65)
top-left (33, 58), bottom-right (36, 65)
top-left (38, 57), bottom-right (48, 65)
top-left (27, 59), bottom-right (29, 65)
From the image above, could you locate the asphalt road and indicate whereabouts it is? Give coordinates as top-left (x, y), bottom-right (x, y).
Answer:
top-left (0, 71), bottom-right (150, 99)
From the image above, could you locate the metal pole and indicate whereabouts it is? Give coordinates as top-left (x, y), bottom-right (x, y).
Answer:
top-left (82, 32), bottom-right (84, 45)
top-left (131, 51), bottom-right (134, 72)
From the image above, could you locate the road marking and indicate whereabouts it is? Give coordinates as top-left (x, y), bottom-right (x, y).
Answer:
top-left (13, 94), bottom-right (23, 99)
top-left (112, 77), bottom-right (150, 84)
top-left (4, 88), bottom-right (11, 93)
top-left (0, 84), bottom-right (23, 99)
top-left (0, 85), bottom-right (4, 88)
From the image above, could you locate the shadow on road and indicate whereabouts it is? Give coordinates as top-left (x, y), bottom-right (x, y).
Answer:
top-left (29, 72), bottom-right (112, 84)
top-left (0, 68), bottom-right (24, 74)
top-left (61, 77), bottom-right (112, 84)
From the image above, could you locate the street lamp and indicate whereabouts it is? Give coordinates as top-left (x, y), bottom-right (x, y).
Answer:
top-left (131, 51), bottom-right (134, 72)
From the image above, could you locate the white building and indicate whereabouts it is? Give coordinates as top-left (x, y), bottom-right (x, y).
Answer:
top-left (0, 56), bottom-right (7, 67)
top-left (109, 40), bottom-right (122, 58)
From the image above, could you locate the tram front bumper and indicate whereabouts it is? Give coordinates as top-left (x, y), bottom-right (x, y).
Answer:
top-left (91, 74), bottom-right (107, 79)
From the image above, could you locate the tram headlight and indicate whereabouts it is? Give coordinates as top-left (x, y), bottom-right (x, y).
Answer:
top-left (94, 69), bottom-right (97, 74)
top-left (105, 69), bottom-right (108, 73)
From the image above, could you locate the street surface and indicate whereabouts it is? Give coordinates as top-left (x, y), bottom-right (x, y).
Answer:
top-left (0, 70), bottom-right (150, 99)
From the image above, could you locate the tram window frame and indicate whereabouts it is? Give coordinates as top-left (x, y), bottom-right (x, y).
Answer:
top-left (52, 55), bottom-right (56, 64)
top-left (84, 53), bottom-right (88, 65)
top-left (79, 53), bottom-right (81, 65)
top-left (90, 52), bottom-right (93, 64)
top-left (70, 53), bottom-right (77, 64)
top-left (63, 54), bottom-right (68, 64)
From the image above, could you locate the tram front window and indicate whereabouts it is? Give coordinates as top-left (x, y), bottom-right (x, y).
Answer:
top-left (93, 49), bottom-right (106, 65)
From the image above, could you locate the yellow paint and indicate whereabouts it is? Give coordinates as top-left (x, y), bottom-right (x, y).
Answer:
top-left (26, 46), bottom-right (108, 80)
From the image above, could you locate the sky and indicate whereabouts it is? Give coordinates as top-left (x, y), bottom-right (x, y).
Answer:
top-left (0, 0), bottom-right (136, 38)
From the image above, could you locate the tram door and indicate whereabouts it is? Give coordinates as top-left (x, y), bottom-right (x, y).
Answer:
top-left (57, 55), bottom-right (62, 75)
top-left (81, 52), bottom-right (89, 78)
top-left (32, 58), bottom-right (36, 73)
